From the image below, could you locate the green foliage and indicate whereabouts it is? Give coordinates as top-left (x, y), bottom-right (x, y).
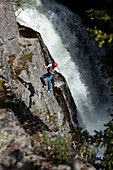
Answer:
top-left (86, 6), bottom-right (113, 166)
top-left (98, 43), bottom-right (113, 93)
top-left (87, 26), bottom-right (113, 47)
top-left (5, 0), bottom-right (22, 9)
top-left (70, 127), bottom-right (97, 163)
top-left (70, 113), bottom-right (113, 169)
top-left (90, 111), bottom-right (113, 169)
top-left (41, 132), bottom-right (74, 164)
top-left (87, 8), bottom-right (113, 47)
top-left (86, 4), bottom-right (113, 95)
top-left (87, 9), bottom-right (111, 21)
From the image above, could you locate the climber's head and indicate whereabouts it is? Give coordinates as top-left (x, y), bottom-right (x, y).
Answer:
top-left (53, 62), bottom-right (57, 68)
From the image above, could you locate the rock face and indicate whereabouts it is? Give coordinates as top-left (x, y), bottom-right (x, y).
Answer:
top-left (0, 0), bottom-right (78, 133)
top-left (0, 1), bottom-right (96, 169)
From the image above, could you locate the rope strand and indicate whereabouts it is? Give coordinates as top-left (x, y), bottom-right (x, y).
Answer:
top-left (0, 7), bottom-right (75, 128)
top-left (0, 7), bottom-right (47, 70)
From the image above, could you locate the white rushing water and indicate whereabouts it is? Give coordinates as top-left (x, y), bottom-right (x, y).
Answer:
top-left (16, 0), bottom-right (111, 134)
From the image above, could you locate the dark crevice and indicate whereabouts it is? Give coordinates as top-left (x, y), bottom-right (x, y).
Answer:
top-left (0, 77), bottom-right (51, 134)
top-left (17, 77), bottom-right (35, 108)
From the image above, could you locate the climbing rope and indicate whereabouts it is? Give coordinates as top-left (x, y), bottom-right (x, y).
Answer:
top-left (0, 7), bottom-right (75, 128)
top-left (0, 7), bottom-right (46, 70)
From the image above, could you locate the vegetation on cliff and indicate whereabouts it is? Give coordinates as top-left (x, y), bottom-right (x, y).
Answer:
top-left (58, 0), bottom-right (113, 169)
top-left (84, 1), bottom-right (113, 169)
top-left (55, 0), bottom-right (113, 169)
top-left (1, 0), bottom-right (113, 169)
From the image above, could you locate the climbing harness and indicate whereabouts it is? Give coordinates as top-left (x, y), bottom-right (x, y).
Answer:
top-left (0, 7), bottom-right (75, 128)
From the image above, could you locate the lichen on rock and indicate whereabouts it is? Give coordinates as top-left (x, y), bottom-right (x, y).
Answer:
top-left (0, 1), bottom-right (97, 169)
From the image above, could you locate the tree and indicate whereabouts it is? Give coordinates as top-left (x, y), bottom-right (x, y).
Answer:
top-left (86, 2), bottom-right (113, 169)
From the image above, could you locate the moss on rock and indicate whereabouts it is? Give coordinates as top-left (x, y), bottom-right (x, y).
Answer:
top-left (0, 79), bottom-right (6, 108)
top-left (14, 53), bottom-right (33, 77)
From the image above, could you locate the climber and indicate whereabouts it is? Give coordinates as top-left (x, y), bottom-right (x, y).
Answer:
top-left (40, 62), bottom-right (60, 92)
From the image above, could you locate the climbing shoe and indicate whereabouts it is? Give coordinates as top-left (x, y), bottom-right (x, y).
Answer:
top-left (47, 90), bottom-right (50, 93)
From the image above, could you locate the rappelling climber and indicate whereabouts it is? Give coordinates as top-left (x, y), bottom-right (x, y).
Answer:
top-left (40, 62), bottom-right (60, 92)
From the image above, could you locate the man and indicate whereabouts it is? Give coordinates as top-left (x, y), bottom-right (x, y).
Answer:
top-left (40, 62), bottom-right (60, 92)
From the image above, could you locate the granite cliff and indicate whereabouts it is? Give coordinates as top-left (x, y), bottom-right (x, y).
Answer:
top-left (0, 0), bottom-right (96, 169)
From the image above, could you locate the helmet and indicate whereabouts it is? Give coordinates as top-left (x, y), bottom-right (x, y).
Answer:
top-left (53, 62), bottom-right (57, 67)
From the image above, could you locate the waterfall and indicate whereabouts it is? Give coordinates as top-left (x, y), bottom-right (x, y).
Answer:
top-left (16, 0), bottom-right (111, 134)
